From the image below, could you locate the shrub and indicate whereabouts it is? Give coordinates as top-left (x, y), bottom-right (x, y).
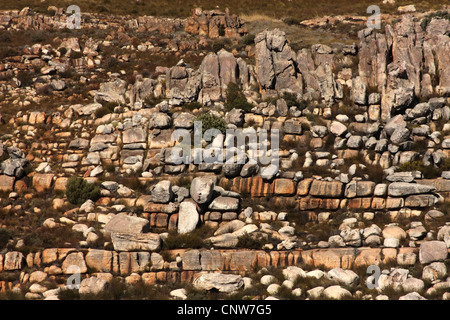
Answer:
top-left (224, 82), bottom-right (254, 112)
top-left (218, 24), bottom-right (226, 37)
top-left (194, 113), bottom-right (227, 135)
top-left (282, 92), bottom-right (306, 110)
top-left (65, 176), bottom-right (100, 205)
top-left (16, 71), bottom-right (34, 87)
top-left (421, 11), bottom-right (450, 31)
top-left (69, 51), bottom-right (84, 59)
top-left (182, 101), bottom-right (203, 111)
top-left (240, 33), bottom-right (255, 46)
top-left (94, 101), bottom-right (118, 118)
top-left (0, 228), bottom-right (12, 249)
top-left (236, 233), bottom-right (266, 249)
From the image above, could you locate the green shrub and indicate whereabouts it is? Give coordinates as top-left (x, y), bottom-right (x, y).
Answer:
top-left (65, 176), bottom-right (100, 205)
top-left (194, 113), bottom-right (227, 135)
top-left (16, 71), bottom-right (34, 87)
top-left (94, 101), bottom-right (118, 118)
top-left (0, 228), bottom-right (12, 249)
top-left (236, 233), bottom-right (266, 249)
top-left (224, 82), bottom-right (254, 112)
top-left (282, 92), bottom-right (306, 110)
top-left (240, 33), bottom-right (255, 46)
top-left (421, 11), bottom-right (450, 31)
top-left (218, 24), bottom-right (226, 37)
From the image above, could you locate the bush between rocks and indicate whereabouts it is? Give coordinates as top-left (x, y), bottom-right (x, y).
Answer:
top-left (65, 177), bottom-right (100, 205)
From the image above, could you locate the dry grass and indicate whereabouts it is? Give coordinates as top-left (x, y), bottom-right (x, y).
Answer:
top-left (0, 0), bottom-right (445, 20)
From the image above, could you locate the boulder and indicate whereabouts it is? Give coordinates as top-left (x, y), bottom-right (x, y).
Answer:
top-left (419, 241), bottom-right (448, 264)
top-left (190, 177), bottom-right (215, 204)
top-left (177, 201), bottom-right (199, 234)
top-left (151, 180), bottom-right (173, 204)
top-left (208, 196), bottom-right (239, 211)
top-left (79, 277), bottom-right (109, 295)
top-left (327, 268), bottom-right (359, 286)
top-left (193, 273), bottom-right (244, 293)
top-left (111, 232), bottom-right (161, 251)
top-left (387, 182), bottom-right (435, 197)
top-left (104, 215), bottom-right (150, 235)
top-left (323, 285), bottom-right (352, 300)
top-left (62, 252), bottom-right (87, 274)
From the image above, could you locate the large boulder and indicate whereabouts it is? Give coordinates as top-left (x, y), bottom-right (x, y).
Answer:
top-left (193, 273), bottom-right (244, 293)
top-left (323, 285), bottom-right (352, 300)
top-left (110, 232), bottom-right (161, 251)
top-left (419, 241), bottom-right (448, 264)
top-left (327, 268), bottom-right (359, 286)
top-left (104, 215), bottom-right (150, 235)
top-left (79, 277), bottom-right (109, 295)
top-left (177, 201), bottom-right (199, 234)
top-left (190, 177), bottom-right (215, 204)
top-left (151, 180), bottom-right (173, 204)
top-left (387, 182), bottom-right (435, 197)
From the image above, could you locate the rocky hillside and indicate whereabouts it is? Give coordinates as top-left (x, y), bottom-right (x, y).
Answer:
top-left (0, 5), bottom-right (449, 300)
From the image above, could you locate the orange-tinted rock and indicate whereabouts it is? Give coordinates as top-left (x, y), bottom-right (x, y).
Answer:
top-left (274, 179), bottom-right (296, 196)
top-left (32, 173), bottom-right (54, 192)
top-left (0, 175), bottom-right (14, 192)
top-left (309, 180), bottom-right (344, 198)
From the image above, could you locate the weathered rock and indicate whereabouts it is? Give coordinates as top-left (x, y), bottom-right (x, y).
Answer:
top-left (208, 196), bottom-right (239, 211)
top-left (111, 232), bottom-right (161, 251)
top-left (327, 268), bottom-right (359, 286)
top-left (422, 262), bottom-right (447, 282)
top-left (104, 215), bottom-right (150, 235)
top-left (79, 277), bottom-right (109, 295)
top-left (151, 180), bottom-right (173, 204)
top-left (190, 177), bottom-right (215, 204)
top-left (419, 241), bottom-right (448, 264)
top-left (387, 182), bottom-right (435, 197)
top-left (193, 273), bottom-right (244, 293)
top-left (3, 251), bottom-right (24, 271)
top-left (178, 201), bottom-right (199, 234)
top-left (62, 252), bottom-right (87, 274)
top-left (323, 285), bottom-right (352, 300)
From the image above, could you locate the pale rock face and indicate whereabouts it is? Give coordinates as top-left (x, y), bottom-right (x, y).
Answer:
top-left (79, 277), bottom-right (109, 295)
top-left (323, 285), bottom-right (352, 300)
top-left (193, 273), bottom-right (244, 293)
top-left (419, 241), bottom-right (448, 264)
top-left (177, 201), bottom-right (199, 234)
top-left (190, 177), bottom-right (215, 204)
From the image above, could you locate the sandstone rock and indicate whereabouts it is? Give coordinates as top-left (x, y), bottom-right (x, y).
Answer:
top-left (178, 201), bottom-right (199, 234)
top-left (387, 182), bottom-right (435, 197)
top-left (190, 177), bottom-right (215, 204)
top-left (419, 241), bottom-right (448, 264)
top-left (327, 268), bottom-right (359, 286)
top-left (62, 252), bottom-right (87, 274)
top-left (79, 277), bottom-right (109, 295)
top-left (208, 196), bottom-right (239, 211)
top-left (422, 262), bottom-right (447, 282)
top-left (399, 292), bottom-right (426, 300)
top-left (111, 232), bottom-right (161, 251)
top-left (323, 285), bottom-right (352, 300)
top-left (193, 273), bottom-right (244, 293)
top-left (382, 225), bottom-right (407, 240)
top-left (104, 215), bottom-right (150, 235)
top-left (282, 266), bottom-right (306, 282)
top-left (3, 251), bottom-right (24, 271)
top-left (309, 180), bottom-right (343, 198)
top-left (151, 180), bottom-right (173, 204)
top-left (329, 121), bottom-right (347, 137)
